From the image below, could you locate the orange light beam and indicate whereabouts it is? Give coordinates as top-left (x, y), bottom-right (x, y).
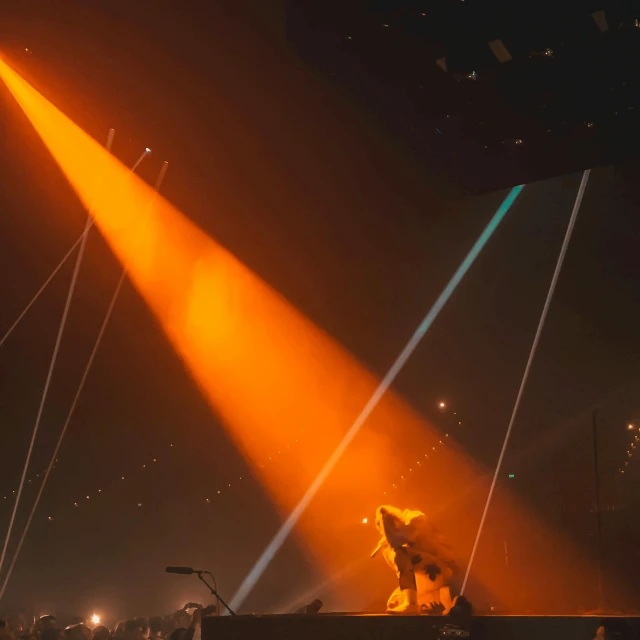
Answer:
top-left (0, 56), bottom-right (415, 559)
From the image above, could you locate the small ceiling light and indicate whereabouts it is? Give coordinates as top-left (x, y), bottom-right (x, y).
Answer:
top-left (530, 48), bottom-right (554, 58)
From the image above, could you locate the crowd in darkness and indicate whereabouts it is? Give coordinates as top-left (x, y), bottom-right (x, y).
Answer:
top-left (0, 609), bottom-right (216, 640)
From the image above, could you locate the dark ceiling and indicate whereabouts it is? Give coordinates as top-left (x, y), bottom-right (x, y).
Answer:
top-left (287, 0), bottom-right (640, 196)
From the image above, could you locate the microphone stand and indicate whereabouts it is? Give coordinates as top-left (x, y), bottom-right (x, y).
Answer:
top-left (196, 571), bottom-right (236, 616)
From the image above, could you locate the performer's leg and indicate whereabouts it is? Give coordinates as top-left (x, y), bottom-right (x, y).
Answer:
top-left (397, 555), bottom-right (416, 591)
top-left (387, 549), bottom-right (419, 614)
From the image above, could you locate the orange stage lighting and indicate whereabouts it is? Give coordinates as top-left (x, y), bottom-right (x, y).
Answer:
top-left (0, 57), bottom-right (622, 612)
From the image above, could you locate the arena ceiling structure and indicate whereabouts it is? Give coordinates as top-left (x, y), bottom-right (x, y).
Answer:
top-left (287, 1), bottom-right (640, 196)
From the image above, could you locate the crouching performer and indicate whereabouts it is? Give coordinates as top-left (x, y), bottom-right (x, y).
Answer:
top-left (372, 505), bottom-right (458, 615)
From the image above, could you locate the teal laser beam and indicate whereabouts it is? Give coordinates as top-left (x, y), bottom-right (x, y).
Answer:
top-left (230, 184), bottom-right (525, 611)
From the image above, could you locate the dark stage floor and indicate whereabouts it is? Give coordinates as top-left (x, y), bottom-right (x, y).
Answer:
top-left (203, 612), bottom-right (640, 640)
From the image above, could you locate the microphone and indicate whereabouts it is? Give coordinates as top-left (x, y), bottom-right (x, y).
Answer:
top-left (165, 566), bottom-right (236, 616)
top-left (166, 566), bottom-right (197, 575)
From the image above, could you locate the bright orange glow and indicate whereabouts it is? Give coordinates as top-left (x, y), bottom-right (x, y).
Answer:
top-left (0, 57), bottom-right (631, 612)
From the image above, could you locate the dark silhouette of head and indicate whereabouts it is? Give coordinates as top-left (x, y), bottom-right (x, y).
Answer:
top-left (90, 626), bottom-right (110, 640)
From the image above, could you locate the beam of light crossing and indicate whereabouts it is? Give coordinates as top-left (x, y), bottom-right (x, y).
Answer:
top-left (0, 128), bottom-right (116, 580)
top-left (0, 160), bottom-right (166, 604)
top-left (0, 237), bottom-right (80, 350)
top-left (229, 184), bottom-right (525, 610)
top-left (460, 170), bottom-right (590, 595)
top-left (0, 148), bottom-right (149, 351)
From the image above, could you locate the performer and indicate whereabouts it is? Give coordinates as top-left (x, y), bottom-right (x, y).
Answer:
top-left (372, 505), bottom-right (458, 615)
